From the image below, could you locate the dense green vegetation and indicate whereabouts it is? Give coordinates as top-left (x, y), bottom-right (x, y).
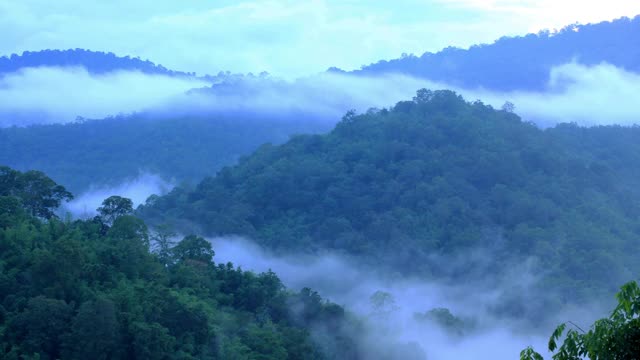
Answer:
top-left (0, 114), bottom-right (331, 193)
top-left (140, 90), bottom-right (640, 314)
top-left (354, 16), bottom-right (640, 91)
top-left (521, 280), bottom-right (640, 360)
top-left (0, 167), bottom-right (369, 359)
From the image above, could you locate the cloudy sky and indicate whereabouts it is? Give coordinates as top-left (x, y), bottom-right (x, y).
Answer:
top-left (1, 0), bottom-right (639, 76)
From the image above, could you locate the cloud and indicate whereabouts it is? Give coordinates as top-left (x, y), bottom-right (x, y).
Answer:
top-left (1, 1), bottom-right (637, 77)
top-left (3, 62), bottom-right (638, 128)
top-left (466, 62), bottom-right (640, 126)
top-left (0, 67), bottom-right (208, 125)
top-left (176, 62), bottom-right (640, 127)
top-left (64, 173), bottom-right (173, 218)
top-left (438, 0), bottom-right (640, 32)
top-left (206, 236), bottom-right (605, 360)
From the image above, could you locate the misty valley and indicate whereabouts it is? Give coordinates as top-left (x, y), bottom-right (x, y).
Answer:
top-left (1, 9), bottom-right (640, 360)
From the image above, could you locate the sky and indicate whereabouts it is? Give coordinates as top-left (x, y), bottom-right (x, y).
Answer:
top-left (1, 0), bottom-right (639, 76)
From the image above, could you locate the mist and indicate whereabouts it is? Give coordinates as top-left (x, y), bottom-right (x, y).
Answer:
top-left (160, 62), bottom-right (640, 127)
top-left (204, 237), bottom-right (606, 360)
top-left (0, 66), bottom-right (209, 126)
top-left (64, 173), bottom-right (173, 218)
top-left (3, 62), bottom-right (639, 129)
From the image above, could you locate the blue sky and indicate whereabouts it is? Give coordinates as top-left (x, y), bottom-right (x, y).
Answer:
top-left (1, 0), bottom-right (639, 77)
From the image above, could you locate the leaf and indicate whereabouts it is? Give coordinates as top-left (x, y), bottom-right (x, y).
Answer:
top-left (548, 323), bottom-right (566, 351)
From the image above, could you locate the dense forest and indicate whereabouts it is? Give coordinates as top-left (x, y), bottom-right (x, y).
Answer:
top-left (1, 166), bottom-right (393, 359)
top-left (140, 90), bottom-right (640, 318)
top-left (0, 114), bottom-right (331, 194)
top-left (353, 16), bottom-right (640, 91)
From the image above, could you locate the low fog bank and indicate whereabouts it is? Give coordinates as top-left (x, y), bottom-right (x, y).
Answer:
top-left (206, 237), bottom-right (607, 360)
top-left (3, 62), bottom-right (638, 128)
top-left (164, 62), bottom-right (640, 127)
top-left (64, 173), bottom-right (173, 218)
top-left (0, 66), bottom-right (209, 126)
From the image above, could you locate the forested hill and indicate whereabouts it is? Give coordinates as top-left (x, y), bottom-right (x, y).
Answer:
top-left (0, 49), bottom-right (193, 76)
top-left (139, 90), bottom-right (640, 309)
top-left (1, 166), bottom-right (397, 359)
top-left (0, 114), bottom-right (332, 194)
top-left (350, 16), bottom-right (640, 91)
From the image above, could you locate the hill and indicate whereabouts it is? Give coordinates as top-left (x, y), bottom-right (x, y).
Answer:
top-left (0, 166), bottom-right (385, 359)
top-left (0, 113), bottom-right (332, 194)
top-left (351, 16), bottom-right (640, 91)
top-left (0, 49), bottom-right (194, 76)
top-left (139, 90), bottom-right (640, 314)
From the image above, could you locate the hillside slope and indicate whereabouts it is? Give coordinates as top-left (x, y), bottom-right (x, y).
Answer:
top-left (140, 90), bottom-right (640, 310)
top-left (352, 16), bottom-right (640, 91)
top-left (0, 49), bottom-right (193, 76)
top-left (0, 113), bottom-right (332, 194)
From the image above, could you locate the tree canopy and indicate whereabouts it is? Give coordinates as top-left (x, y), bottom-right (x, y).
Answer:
top-left (139, 90), bottom-right (640, 320)
top-left (0, 166), bottom-right (373, 359)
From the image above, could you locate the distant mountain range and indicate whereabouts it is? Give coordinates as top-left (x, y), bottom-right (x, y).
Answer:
top-left (348, 16), bottom-right (640, 91)
top-left (2, 16), bottom-right (638, 93)
top-left (0, 49), bottom-right (196, 77)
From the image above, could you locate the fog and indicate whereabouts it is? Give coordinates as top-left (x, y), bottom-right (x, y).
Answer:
top-left (64, 173), bottom-right (173, 218)
top-left (170, 62), bottom-right (640, 127)
top-left (3, 62), bottom-right (639, 129)
top-left (468, 62), bottom-right (640, 126)
top-left (205, 237), bottom-right (605, 360)
top-left (0, 66), bottom-right (209, 126)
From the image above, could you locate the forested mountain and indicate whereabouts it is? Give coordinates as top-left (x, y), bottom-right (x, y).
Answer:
top-left (0, 114), bottom-right (332, 193)
top-left (351, 16), bottom-right (640, 91)
top-left (139, 90), bottom-right (640, 314)
top-left (0, 49), bottom-right (193, 76)
top-left (1, 166), bottom-right (399, 360)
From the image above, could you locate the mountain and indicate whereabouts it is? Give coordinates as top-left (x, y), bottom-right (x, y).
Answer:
top-left (139, 90), bottom-right (640, 316)
top-left (0, 49), bottom-right (194, 76)
top-left (0, 113), bottom-right (333, 194)
top-left (351, 16), bottom-right (640, 91)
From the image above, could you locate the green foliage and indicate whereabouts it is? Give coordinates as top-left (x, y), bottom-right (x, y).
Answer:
top-left (0, 114), bottom-right (331, 194)
top-left (98, 195), bottom-right (134, 224)
top-left (523, 281), bottom-right (640, 360)
top-left (413, 308), bottom-right (472, 336)
top-left (0, 166), bottom-right (361, 359)
top-left (140, 90), bottom-right (640, 314)
top-left (0, 166), bottom-right (72, 219)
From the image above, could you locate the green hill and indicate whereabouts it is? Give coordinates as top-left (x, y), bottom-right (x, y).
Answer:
top-left (0, 166), bottom-right (371, 359)
top-left (140, 90), bottom-right (640, 311)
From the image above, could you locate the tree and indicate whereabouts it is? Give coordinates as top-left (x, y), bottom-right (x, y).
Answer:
top-left (413, 88), bottom-right (434, 103)
top-left (151, 223), bottom-right (177, 266)
top-left (97, 195), bottom-right (133, 224)
top-left (65, 298), bottom-right (121, 360)
top-left (0, 168), bottom-right (73, 219)
top-left (172, 235), bottom-right (215, 264)
top-left (521, 281), bottom-right (640, 360)
top-left (501, 101), bottom-right (515, 113)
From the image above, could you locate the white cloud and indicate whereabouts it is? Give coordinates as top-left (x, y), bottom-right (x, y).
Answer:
top-left (438, 0), bottom-right (640, 32)
top-left (175, 62), bottom-right (640, 127)
top-left (64, 173), bottom-right (173, 218)
top-left (2, 62), bottom-right (638, 128)
top-left (0, 66), bottom-right (208, 125)
top-left (467, 63), bottom-right (640, 126)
